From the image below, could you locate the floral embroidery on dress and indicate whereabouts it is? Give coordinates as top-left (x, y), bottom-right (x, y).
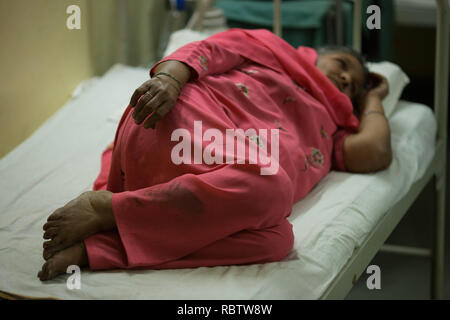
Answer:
top-left (199, 55), bottom-right (208, 71)
top-left (274, 120), bottom-right (287, 132)
top-left (308, 147), bottom-right (324, 168)
top-left (320, 126), bottom-right (329, 139)
top-left (283, 96), bottom-right (297, 104)
top-left (235, 83), bottom-right (250, 98)
top-left (301, 147), bottom-right (324, 171)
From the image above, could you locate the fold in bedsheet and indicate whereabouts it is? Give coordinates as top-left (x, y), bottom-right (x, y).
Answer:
top-left (0, 65), bottom-right (436, 299)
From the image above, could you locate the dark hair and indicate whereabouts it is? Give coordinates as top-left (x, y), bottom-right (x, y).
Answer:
top-left (316, 45), bottom-right (370, 92)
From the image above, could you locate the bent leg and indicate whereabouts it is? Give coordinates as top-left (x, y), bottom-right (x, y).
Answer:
top-left (93, 143), bottom-right (113, 191)
top-left (85, 218), bottom-right (293, 270)
top-left (157, 219), bottom-right (294, 269)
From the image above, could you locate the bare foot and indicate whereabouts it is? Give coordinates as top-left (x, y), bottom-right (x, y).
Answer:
top-left (42, 191), bottom-right (115, 260)
top-left (38, 242), bottom-right (88, 281)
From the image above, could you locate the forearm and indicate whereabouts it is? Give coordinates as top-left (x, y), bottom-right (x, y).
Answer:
top-left (344, 95), bottom-right (392, 173)
top-left (151, 33), bottom-right (246, 83)
top-left (358, 95), bottom-right (391, 155)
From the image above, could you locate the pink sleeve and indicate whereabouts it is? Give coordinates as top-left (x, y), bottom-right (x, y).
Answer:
top-left (150, 39), bottom-right (246, 80)
top-left (331, 129), bottom-right (351, 172)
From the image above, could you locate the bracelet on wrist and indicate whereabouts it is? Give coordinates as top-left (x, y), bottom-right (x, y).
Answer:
top-left (165, 81), bottom-right (181, 96)
top-left (363, 110), bottom-right (386, 118)
top-left (154, 72), bottom-right (183, 92)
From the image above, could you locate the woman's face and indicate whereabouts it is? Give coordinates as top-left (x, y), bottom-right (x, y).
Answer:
top-left (316, 52), bottom-right (365, 101)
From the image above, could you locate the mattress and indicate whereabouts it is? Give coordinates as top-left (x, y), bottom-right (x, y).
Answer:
top-left (0, 64), bottom-right (436, 299)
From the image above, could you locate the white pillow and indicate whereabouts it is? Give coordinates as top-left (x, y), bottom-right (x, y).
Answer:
top-left (367, 61), bottom-right (410, 118)
top-left (163, 29), bottom-right (212, 57)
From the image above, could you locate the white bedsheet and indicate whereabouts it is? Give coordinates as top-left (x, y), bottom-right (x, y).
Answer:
top-left (0, 65), bottom-right (436, 299)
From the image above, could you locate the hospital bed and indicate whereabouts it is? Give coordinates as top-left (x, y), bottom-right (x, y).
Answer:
top-left (0, 0), bottom-right (447, 299)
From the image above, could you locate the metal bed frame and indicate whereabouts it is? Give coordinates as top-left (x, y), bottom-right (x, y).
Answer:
top-left (273, 0), bottom-right (449, 300)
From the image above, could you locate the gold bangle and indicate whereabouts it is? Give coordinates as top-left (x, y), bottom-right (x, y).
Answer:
top-left (363, 110), bottom-right (386, 117)
top-left (165, 81), bottom-right (181, 96)
top-left (154, 72), bottom-right (182, 92)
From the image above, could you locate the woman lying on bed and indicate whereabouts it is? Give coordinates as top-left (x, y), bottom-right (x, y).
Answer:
top-left (38, 28), bottom-right (391, 281)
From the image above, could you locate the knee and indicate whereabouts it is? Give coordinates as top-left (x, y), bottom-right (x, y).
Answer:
top-left (251, 170), bottom-right (294, 226)
top-left (255, 221), bottom-right (294, 263)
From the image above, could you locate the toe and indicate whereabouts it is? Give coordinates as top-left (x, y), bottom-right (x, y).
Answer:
top-left (43, 248), bottom-right (54, 261)
top-left (43, 240), bottom-right (53, 249)
top-left (47, 208), bottom-right (63, 221)
top-left (43, 221), bottom-right (59, 231)
top-left (42, 261), bottom-right (55, 281)
top-left (46, 269), bottom-right (56, 280)
top-left (43, 239), bottom-right (58, 252)
top-left (43, 227), bottom-right (58, 240)
top-left (40, 246), bottom-right (83, 281)
top-left (43, 235), bottom-right (62, 248)
top-left (49, 243), bottom-right (67, 256)
top-left (38, 262), bottom-right (49, 281)
top-left (43, 243), bottom-right (58, 257)
top-left (43, 237), bottom-right (67, 257)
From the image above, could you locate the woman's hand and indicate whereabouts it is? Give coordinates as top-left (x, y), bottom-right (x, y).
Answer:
top-left (129, 60), bottom-right (192, 129)
top-left (354, 72), bottom-right (389, 117)
top-left (366, 72), bottom-right (389, 101)
top-left (129, 76), bottom-right (181, 129)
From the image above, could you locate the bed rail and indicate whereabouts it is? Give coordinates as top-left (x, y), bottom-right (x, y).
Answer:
top-left (273, 0), bottom-right (282, 37)
top-left (435, 0), bottom-right (449, 143)
top-left (432, 0), bottom-right (448, 301)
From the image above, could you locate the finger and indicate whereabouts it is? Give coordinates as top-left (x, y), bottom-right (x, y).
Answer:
top-left (129, 80), bottom-right (152, 107)
top-left (133, 90), bottom-right (156, 121)
top-left (135, 93), bottom-right (162, 124)
top-left (129, 83), bottom-right (150, 107)
top-left (143, 101), bottom-right (172, 129)
top-left (143, 113), bottom-right (162, 130)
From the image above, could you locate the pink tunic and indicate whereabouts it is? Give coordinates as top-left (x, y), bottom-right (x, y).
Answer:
top-left (85, 29), bottom-right (359, 270)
